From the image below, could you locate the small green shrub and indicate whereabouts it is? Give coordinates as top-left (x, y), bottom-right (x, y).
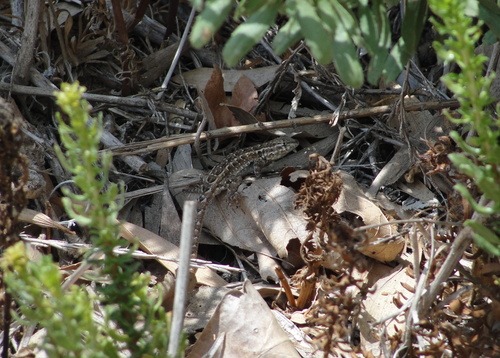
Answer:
top-left (190, 1), bottom-right (500, 89)
top-left (190, 0), bottom-right (426, 88)
top-left (2, 83), bottom-right (179, 357)
top-left (430, 0), bottom-right (500, 256)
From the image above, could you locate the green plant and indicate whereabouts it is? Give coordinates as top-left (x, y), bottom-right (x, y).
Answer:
top-left (2, 83), bottom-right (179, 356)
top-left (190, 0), bottom-right (428, 88)
top-left (430, 0), bottom-right (500, 255)
top-left (190, 1), bottom-right (500, 89)
top-left (2, 242), bottom-right (116, 358)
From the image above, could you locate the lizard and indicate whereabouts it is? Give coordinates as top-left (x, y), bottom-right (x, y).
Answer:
top-left (192, 136), bottom-right (299, 257)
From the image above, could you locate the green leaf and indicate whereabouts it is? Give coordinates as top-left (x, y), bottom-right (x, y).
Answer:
top-left (235, 0), bottom-right (272, 17)
top-left (273, 18), bottom-right (303, 55)
top-left (295, 0), bottom-right (334, 64)
top-left (315, 0), bottom-right (363, 87)
top-left (401, 0), bottom-right (428, 55)
top-left (190, 0), bottom-right (234, 49)
top-left (326, 0), bottom-right (362, 45)
top-left (359, 0), bottom-right (390, 53)
top-left (222, 2), bottom-right (280, 66)
top-left (380, 1), bottom-right (428, 83)
top-left (478, 0), bottom-right (500, 40)
top-left (367, 50), bottom-right (390, 85)
top-left (331, 27), bottom-right (364, 88)
top-left (382, 40), bottom-right (408, 83)
top-left (465, 220), bottom-right (500, 256)
top-left (358, 0), bottom-right (392, 84)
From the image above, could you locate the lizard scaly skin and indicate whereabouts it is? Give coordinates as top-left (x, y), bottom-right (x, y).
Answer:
top-left (192, 137), bottom-right (299, 257)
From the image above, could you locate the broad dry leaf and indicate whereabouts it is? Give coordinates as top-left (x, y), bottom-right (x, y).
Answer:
top-left (206, 194), bottom-right (287, 281)
top-left (367, 148), bottom-right (413, 198)
top-left (174, 65), bottom-right (280, 92)
top-left (239, 177), bottom-right (308, 258)
top-left (368, 102), bottom-right (454, 197)
top-left (231, 75), bottom-right (265, 122)
top-left (334, 171), bottom-right (404, 262)
top-left (198, 67), bottom-right (273, 129)
top-left (353, 260), bottom-right (415, 356)
top-left (140, 43), bottom-right (179, 87)
top-left (120, 221), bottom-right (226, 287)
top-left (171, 171), bottom-right (306, 280)
top-left (184, 286), bottom-right (232, 333)
top-left (199, 177), bottom-right (307, 262)
top-left (187, 280), bottom-right (300, 357)
top-left (203, 65), bottom-right (239, 128)
top-left (397, 180), bottom-right (439, 211)
top-left (46, 2), bottom-right (82, 32)
top-left (223, 103), bottom-right (260, 125)
top-left (20, 208), bottom-right (75, 234)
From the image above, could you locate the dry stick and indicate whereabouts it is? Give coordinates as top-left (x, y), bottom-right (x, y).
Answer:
top-left (156, 6), bottom-right (196, 98)
top-left (418, 196), bottom-right (490, 318)
top-left (108, 99), bottom-right (460, 156)
top-left (353, 218), bottom-right (462, 232)
top-left (0, 41), bottom-right (56, 89)
top-left (167, 200), bottom-right (197, 358)
top-left (10, 0), bottom-right (23, 28)
top-left (403, 225), bottom-right (441, 353)
top-left (12, 0), bottom-right (42, 85)
top-left (0, 82), bottom-right (199, 119)
top-left (0, 82), bottom-right (460, 156)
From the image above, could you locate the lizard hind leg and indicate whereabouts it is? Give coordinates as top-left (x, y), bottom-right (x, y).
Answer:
top-left (224, 176), bottom-right (244, 204)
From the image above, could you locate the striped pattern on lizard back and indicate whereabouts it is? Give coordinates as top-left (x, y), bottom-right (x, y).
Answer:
top-left (192, 137), bottom-right (299, 257)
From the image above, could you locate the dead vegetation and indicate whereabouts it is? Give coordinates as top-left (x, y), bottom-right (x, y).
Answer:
top-left (1, 1), bottom-right (499, 357)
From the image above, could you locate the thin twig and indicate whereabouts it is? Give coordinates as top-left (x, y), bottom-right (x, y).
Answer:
top-left (167, 200), bottom-right (197, 357)
top-left (12, 0), bottom-right (42, 84)
top-left (107, 99), bottom-right (460, 156)
top-left (156, 6), bottom-right (196, 99)
top-left (0, 82), bottom-right (199, 119)
top-left (353, 218), bottom-right (463, 232)
top-left (418, 196), bottom-right (490, 316)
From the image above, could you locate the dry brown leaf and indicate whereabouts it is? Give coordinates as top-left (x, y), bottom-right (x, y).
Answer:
top-left (232, 75), bottom-right (258, 112)
top-left (45, 2), bottom-right (82, 32)
top-left (71, 37), bottom-right (105, 60)
top-left (231, 75), bottom-right (265, 122)
top-left (203, 65), bottom-right (239, 128)
top-left (239, 177), bottom-right (308, 258)
top-left (171, 171), bottom-right (306, 281)
top-left (334, 171), bottom-right (404, 262)
top-left (187, 280), bottom-right (300, 357)
top-left (19, 208), bottom-right (75, 234)
top-left (222, 103), bottom-right (260, 125)
top-left (120, 221), bottom-right (226, 287)
top-left (199, 67), bottom-right (271, 129)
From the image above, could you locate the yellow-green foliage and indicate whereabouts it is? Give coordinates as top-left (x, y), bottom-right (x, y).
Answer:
top-left (430, 0), bottom-right (500, 256)
top-left (3, 83), bottom-right (177, 357)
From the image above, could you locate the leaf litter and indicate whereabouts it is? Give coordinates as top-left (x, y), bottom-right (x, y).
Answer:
top-left (1, 1), bottom-right (499, 357)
